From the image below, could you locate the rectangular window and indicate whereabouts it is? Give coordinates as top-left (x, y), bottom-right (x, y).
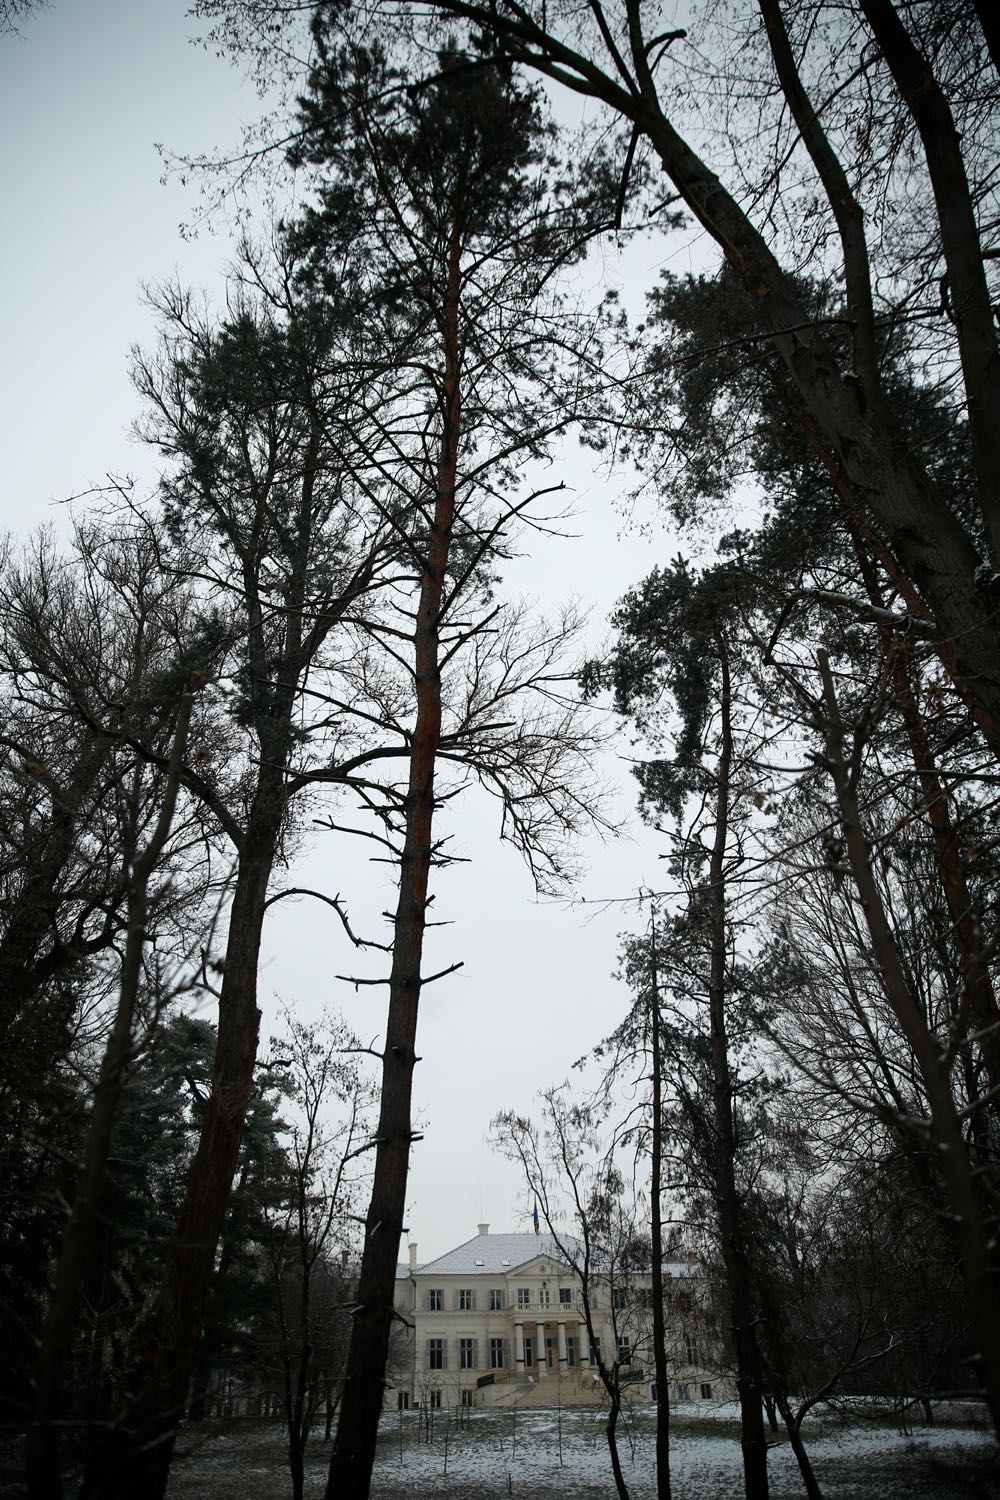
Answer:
top-left (675, 1290), bottom-right (693, 1315)
top-left (617, 1339), bottom-right (631, 1366)
top-left (685, 1334), bottom-right (699, 1366)
top-left (459, 1288), bottom-right (476, 1311)
top-left (459, 1338), bottom-right (477, 1370)
top-left (489, 1337), bottom-right (507, 1369)
top-left (612, 1287), bottom-right (627, 1310)
top-left (538, 1286), bottom-right (550, 1309)
top-left (559, 1288), bottom-right (572, 1307)
top-left (397, 1391), bottom-right (410, 1410)
top-left (427, 1289), bottom-right (443, 1312)
top-left (524, 1336), bottom-right (534, 1367)
top-left (489, 1289), bottom-right (505, 1311)
top-left (675, 1381), bottom-right (690, 1402)
top-left (429, 1390), bottom-right (442, 1410)
top-left (427, 1338), bottom-right (444, 1370)
top-left (700, 1382), bottom-right (713, 1400)
top-left (517, 1287), bottom-right (530, 1309)
top-left (461, 1390), bottom-right (473, 1408)
top-left (589, 1338), bottom-right (601, 1366)
top-left (566, 1337), bottom-right (577, 1367)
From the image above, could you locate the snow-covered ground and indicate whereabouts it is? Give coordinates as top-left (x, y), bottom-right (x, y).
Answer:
top-left (163, 1403), bottom-right (999, 1499)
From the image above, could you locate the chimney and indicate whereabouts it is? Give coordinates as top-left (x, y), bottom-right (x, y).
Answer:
top-left (409, 1242), bottom-right (418, 1270)
top-left (477, 1222), bottom-right (490, 1237)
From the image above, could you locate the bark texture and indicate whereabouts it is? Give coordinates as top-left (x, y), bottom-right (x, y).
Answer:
top-left (323, 224), bottom-right (463, 1500)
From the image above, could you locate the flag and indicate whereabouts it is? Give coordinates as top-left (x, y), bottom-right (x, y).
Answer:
top-left (533, 1200), bottom-right (540, 1235)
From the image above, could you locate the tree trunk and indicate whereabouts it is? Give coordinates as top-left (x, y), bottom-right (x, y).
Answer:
top-left (323, 222), bottom-right (463, 1500)
top-left (857, 0), bottom-right (1000, 559)
top-left (844, 514), bottom-right (1000, 1100)
top-left (605, 1391), bottom-right (631, 1500)
top-left (774, 1393), bottom-right (824, 1500)
top-left (817, 649), bottom-right (1000, 1441)
top-left (27, 690), bottom-right (193, 1500)
top-left (82, 777), bottom-right (282, 1499)
top-left (708, 635), bottom-right (770, 1500)
top-left (648, 920), bottom-right (672, 1500)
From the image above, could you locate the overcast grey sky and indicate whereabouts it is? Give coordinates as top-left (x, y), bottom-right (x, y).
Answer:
top-left (1, 0), bottom-right (725, 1262)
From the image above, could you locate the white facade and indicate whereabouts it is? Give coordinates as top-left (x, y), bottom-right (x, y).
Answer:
top-left (387, 1224), bottom-right (727, 1410)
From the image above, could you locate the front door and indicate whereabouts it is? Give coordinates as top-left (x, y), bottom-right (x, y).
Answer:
top-left (545, 1337), bottom-right (555, 1369)
top-left (524, 1336), bottom-right (534, 1367)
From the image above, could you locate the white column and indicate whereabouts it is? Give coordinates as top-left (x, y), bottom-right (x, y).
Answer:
top-left (514, 1321), bottom-right (525, 1371)
top-left (535, 1320), bottom-right (547, 1377)
top-left (557, 1321), bottom-right (568, 1367)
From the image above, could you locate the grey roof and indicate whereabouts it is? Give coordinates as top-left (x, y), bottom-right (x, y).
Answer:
top-left (412, 1232), bottom-right (578, 1276)
top-left (398, 1229), bottom-right (702, 1280)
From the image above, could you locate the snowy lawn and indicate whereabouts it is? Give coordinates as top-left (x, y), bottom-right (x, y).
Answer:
top-left (163, 1403), bottom-right (1000, 1499)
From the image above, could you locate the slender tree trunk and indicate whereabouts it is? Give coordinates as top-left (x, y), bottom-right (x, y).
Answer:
top-left (648, 919), bottom-right (672, 1500)
top-left (857, 0), bottom-right (1000, 559)
top-left (845, 519), bottom-right (1000, 1098)
top-left (774, 1393), bottom-right (824, 1500)
top-left (708, 635), bottom-right (770, 1500)
top-left (817, 649), bottom-right (1000, 1440)
top-left (83, 770), bottom-right (284, 1499)
top-left (323, 222), bottom-right (464, 1500)
top-left (27, 690), bottom-right (193, 1500)
top-left (889, 649), bottom-right (1000, 1099)
top-left (605, 1391), bottom-right (630, 1500)
top-left (972, 0), bottom-right (1000, 79)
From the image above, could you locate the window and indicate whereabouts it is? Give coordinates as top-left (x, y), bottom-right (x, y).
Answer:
top-left (675, 1290), bottom-right (693, 1315)
top-left (429, 1390), bottom-right (442, 1410)
top-left (459, 1338), bottom-right (477, 1370)
top-left (538, 1286), bottom-right (550, 1310)
top-left (524, 1336), bottom-right (534, 1367)
top-left (559, 1288), bottom-right (573, 1307)
top-left (489, 1288), bottom-right (505, 1311)
top-left (612, 1287), bottom-right (627, 1310)
top-left (700, 1383), bottom-right (713, 1400)
top-left (489, 1337), bottom-right (507, 1369)
top-left (616, 1339), bottom-right (631, 1367)
top-left (589, 1338), bottom-right (601, 1366)
top-left (397, 1391), bottom-right (410, 1410)
top-left (427, 1289), bottom-right (443, 1312)
top-left (427, 1338), bottom-right (445, 1371)
top-left (675, 1381), bottom-right (690, 1402)
top-left (517, 1287), bottom-right (530, 1309)
top-left (685, 1334), bottom-right (699, 1366)
top-left (459, 1288), bottom-right (476, 1311)
top-left (566, 1336), bottom-right (577, 1367)
top-left (461, 1390), bottom-right (473, 1408)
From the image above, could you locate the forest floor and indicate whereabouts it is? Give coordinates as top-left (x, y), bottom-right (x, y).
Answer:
top-left (159, 1401), bottom-right (1000, 1500)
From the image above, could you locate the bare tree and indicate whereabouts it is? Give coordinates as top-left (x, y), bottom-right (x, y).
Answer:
top-left (82, 243), bottom-right (404, 1500)
top-left (257, 1009), bottom-right (376, 1500)
top-left (494, 1091), bottom-right (651, 1500)
top-left (275, 44), bottom-right (612, 1500)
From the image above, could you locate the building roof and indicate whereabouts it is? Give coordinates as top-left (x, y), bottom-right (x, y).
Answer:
top-left (398, 1226), bottom-right (703, 1280)
top-left (411, 1231), bottom-right (577, 1276)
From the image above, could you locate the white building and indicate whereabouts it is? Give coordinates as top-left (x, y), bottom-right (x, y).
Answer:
top-left (388, 1223), bottom-right (728, 1410)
